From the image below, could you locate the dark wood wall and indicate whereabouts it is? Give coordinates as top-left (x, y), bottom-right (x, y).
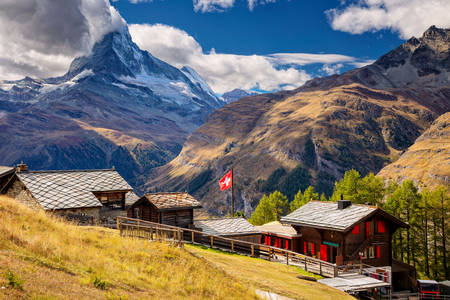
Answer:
top-left (160, 209), bottom-right (193, 228)
top-left (128, 201), bottom-right (194, 229)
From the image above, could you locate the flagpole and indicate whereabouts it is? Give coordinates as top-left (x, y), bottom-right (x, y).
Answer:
top-left (231, 168), bottom-right (234, 217)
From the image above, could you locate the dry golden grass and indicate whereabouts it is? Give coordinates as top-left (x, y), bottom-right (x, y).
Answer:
top-left (0, 195), bottom-right (256, 300)
top-left (186, 245), bottom-right (355, 300)
top-left (378, 112), bottom-right (450, 188)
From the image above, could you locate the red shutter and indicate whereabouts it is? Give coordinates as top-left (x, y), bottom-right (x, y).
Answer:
top-left (268, 236), bottom-right (271, 246)
top-left (378, 221), bottom-right (385, 233)
top-left (311, 243), bottom-right (315, 255)
top-left (264, 236), bottom-right (268, 245)
top-left (320, 244), bottom-right (327, 262)
top-left (285, 240), bottom-right (289, 249)
top-left (352, 224), bottom-right (360, 234)
top-left (366, 222), bottom-right (370, 238)
top-left (376, 246), bottom-right (381, 258)
top-left (304, 241), bottom-right (307, 254)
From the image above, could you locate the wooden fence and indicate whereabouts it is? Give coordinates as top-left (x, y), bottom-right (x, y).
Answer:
top-left (117, 216), bottom-right (338, 277)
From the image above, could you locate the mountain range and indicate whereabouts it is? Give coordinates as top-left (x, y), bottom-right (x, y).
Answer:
top-left (148, 26), bottom-right (450, 215)
top-left (221, 89), bottom-right (258, 103)
top-left (0, 27), bottom-right (223, 189)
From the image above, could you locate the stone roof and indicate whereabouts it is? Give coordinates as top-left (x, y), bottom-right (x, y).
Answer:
top-left (195, 217), bottom-right (260, 236)
top-left (141, 193), bottom-right (202, 210)
top-left (0, 166), bottom-right (14, 177)
top-left (280, 201), bottom-right (378, 232)
top-left (125, 191), bottom-right (139, 206)
top-left (17, 169), bottom-right (133, 210)
top-left (256, 221), bottom-right (300, 237)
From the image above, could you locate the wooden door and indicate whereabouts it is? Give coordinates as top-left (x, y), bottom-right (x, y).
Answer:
top-left (320, 244), bottom-right (327, 262)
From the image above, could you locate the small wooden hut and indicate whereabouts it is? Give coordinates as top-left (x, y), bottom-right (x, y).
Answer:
top-left (128, 192), bottom-right (201, 228)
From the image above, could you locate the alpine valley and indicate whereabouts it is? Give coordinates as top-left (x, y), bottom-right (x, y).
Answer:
top-left (149, 26), bottom-right (450, 215)
top-left (0, 27), bottom-right (223, 189)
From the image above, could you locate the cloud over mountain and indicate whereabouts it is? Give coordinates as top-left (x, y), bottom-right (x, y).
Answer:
top-left (0, 0), bottom-right (124, 80)
top-left (129, 23), bottom-right (369, 93)
top-left (327, 0), bottom-right (450, 39)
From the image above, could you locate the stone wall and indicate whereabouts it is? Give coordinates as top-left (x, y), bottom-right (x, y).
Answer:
top-left (6, 177), bottom-right (42, 210)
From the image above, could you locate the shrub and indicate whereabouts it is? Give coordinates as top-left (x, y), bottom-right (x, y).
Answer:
top-left (6, 269), bottom-right (24, 290)
top-left (92, 275), bottom-right (108, 290)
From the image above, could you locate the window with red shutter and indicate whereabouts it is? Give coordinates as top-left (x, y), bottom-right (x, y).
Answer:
top-left (352, 224), bottom-right (360, 234)
top-left (376, 246), bottom-right (381, 258)
top-left (378, 221), bottom-right (385, 233)
top-left (285, 240), bottom-right (289, 249)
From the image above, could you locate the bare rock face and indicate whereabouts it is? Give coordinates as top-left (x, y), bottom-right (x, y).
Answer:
top-left (378, 112), bottom-right (450, 189)
top-left (148, 26), bottom-right (450, 215)
top-left (0, 28), bottom-right (223, 190)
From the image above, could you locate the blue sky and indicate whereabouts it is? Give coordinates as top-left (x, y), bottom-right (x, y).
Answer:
top-left (0, 0), bottom-right (448, 94)
top-left (112, 0), bottom-right (402, 59)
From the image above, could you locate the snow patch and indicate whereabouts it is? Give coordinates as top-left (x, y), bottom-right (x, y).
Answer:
top-left (40, 69), bottom-right (93, 93)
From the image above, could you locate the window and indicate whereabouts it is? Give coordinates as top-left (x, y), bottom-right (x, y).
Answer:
top-left (352, 224), bottom-right (360, 234)
top-left (362, 249), bottom-right (367, 259)
top-left (134, 208), bottom-right (140, 219)
top-left (369, 246), bottom-right (375, 258)
top-left (377, 221), bottom-right (385, 233)
top-left (376, 246), bottom-right (381, 258)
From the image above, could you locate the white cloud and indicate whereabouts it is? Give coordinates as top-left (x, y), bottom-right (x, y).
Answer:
top-left (192, 0), bottom-right (276, 12)
top-left (321, 63), bottom-right (344, 75)
top-left (0, 0), bottom-right (125, 80)
top-left (129, 23), bottom-right (366, 93)
top-left (327, 0), bottom-right (450, 39)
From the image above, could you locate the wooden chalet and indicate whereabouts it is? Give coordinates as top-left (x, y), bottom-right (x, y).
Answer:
top-left (280, 200), bottom-right (414, 290)
top-left (194, 217), bottom-right (261, 243)
top-left (128, 192), bottom-right (201, 228)
top-left (0, 164), bottom-right (138, 225)
top-left (280, 200), bottom-right (408, 267)
top-left (256, 221), bottom-right (302, 251)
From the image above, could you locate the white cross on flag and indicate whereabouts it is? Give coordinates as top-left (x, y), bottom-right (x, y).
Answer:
top-left (219, 170), bottom-right (232, 191)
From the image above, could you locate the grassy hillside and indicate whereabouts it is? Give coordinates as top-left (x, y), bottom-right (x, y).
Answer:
top-left (0, 195), bottom-right (255, 299)
top-left (0, 196), bottom-right (353, 300)
top-left (187, 245), bottom-right (354, 300)
top-left (378, 112), bottom-right (450, 188)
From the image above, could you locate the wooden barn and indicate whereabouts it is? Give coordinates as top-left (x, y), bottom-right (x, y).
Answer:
top-left (128, 192), bottom-right (201, 228)
top-left (194, 217), bottom-right (261, 243)
top-left (0, 164), bottom-right (137, 225)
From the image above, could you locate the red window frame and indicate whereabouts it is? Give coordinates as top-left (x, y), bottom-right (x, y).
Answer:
top-left (377, 221), bottom-right (385, 233)
top-left (352, 224), bottom-right (360, 234)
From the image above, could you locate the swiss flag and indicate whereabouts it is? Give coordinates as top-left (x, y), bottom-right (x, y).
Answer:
top-left (219, 170), bottom-right (232, 191)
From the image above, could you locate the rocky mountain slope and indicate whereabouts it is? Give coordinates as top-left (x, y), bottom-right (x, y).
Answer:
top-left (378, 112), bottom-right (449, 189)
top-left (0, 27), bottom-right (223, 189)
top-left (221, 89), bottom-right (258, 103)
top-left (148, 26), bottom-right (450, 215)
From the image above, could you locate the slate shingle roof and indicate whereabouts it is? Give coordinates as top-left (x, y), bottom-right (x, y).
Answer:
top-left (255, 221), bottom-right (300, 237)
top-left (17, 169), bottom-right (133, 210)
top-left (280, 201), bottom-right (378, 232)
top-left (194, 217), bottom-right (260, 236)
top-left (0, 166), bottom-right (14, 177)
top-left (142, 193), bottom-right (201, 210)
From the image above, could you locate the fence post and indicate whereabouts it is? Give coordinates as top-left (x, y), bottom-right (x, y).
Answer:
top-left (150, 226), bottom-right (153, 240)
top-left (137, 220), bottom-right (140, 237)
top-left (334, 265), bottom-right (338, 277)
top-left (305, 257), bottom-right (307, 271)
top-left (210, 236), bottom-right (213, 248)
top-left (320, 261), bottom-right (322, 276)
top-left (191, 231), bottom-right (195, 243)
top-left (251, 245), bottom-right (254, 257)
top-left (268, 248), bottom-right (271, 261)
top-left (179, 230), bottom-right (183, 247)
top-left (286, 252), bottom-right (289, 265)
top-left (231, 241), bottom-right (234, 253)
top-left (116, 217), bottom-right (120, 234)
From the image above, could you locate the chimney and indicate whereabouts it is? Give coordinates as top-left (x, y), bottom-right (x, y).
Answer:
top-left (16, 162), bottom-right (28, 172)
top-left (337, 199), bottom-right (352, 210)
